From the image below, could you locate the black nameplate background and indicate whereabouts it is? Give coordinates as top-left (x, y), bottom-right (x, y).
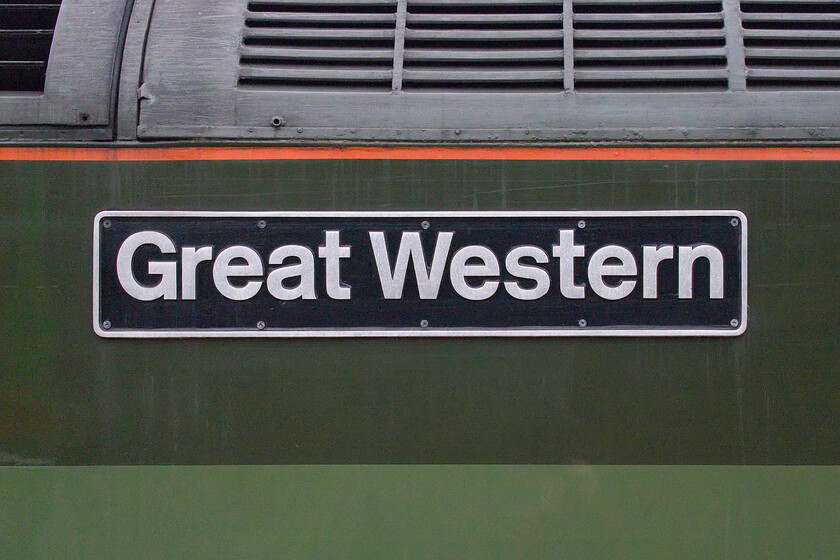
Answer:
top-left (95, 212), bottom-right (745, 336)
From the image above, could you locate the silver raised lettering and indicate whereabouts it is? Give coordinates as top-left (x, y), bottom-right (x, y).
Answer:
top-left (116, 231), bottom-right (177, 301)
top-left (642, 245), bottom-right (674, 299)
top-left (552, 229), bottom-right (585, 299)
top-left (181, 246), bottom-right (213, 300)
top-left (450, 245), bottom-right (500, 301)
top-left (588, 245), bottom-right (637, 300)
top-left (369, 231), bottom-right (453, 299)
top-left (212, 246), bottom-right (263, 301)
top-left (267, 245), bottom-right (316, 300)
top-left (678, 245), bottom-right (724, 299)
top-left (318, 230), bottom-right (351, 300)
top-left (503, 246), bottom-right (550, 301)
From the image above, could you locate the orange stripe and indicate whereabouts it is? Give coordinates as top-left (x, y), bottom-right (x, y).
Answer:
top-left (2, 146), bottom-right (840, 161)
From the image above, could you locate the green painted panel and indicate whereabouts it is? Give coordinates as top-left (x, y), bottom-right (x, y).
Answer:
top-left (1, 466), bottom-right (838, 559)
top-left (0, 159), bottom-right (838, 465)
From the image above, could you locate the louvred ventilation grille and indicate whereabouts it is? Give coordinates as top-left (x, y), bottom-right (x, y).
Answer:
top-left (236, 0), bottom-right (840, 94)
top-left (0, 0), bottom-right (61, 92)
top-left (742, 1), bottom-right (840, 89)
top-left (573, 0), bottom-right (727, 91)
top-left (402, 0), bottom-right (564, 91)
top-left (239, 0), bottom-right (398, 90)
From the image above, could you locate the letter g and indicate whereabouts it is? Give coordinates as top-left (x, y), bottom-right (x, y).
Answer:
top-left (116, 231), bottom-right (178, 301)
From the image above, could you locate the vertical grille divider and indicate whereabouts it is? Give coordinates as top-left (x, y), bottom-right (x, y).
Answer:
top-left (392, 0), bottom-right (408, 91)
top-left (563, 0), bottom-right (574, 91)
top-left (723, 0), bottom-right (746, 90)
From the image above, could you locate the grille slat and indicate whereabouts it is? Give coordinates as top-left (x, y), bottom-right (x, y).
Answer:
top-left (745, 47), bottom-right (840, 59)
top-left (408, 0), bottom-right (559, 5)
top-left (240, 45), bottom-right (394, 61)
top-left (403, 69), bottom-right (564, 81)
top-left (574, 0), bottom-right (721, 7)
top-left (240, 65), bottom-right (394, 80)
top-left (577, 68), bottom-right (728, 79)
top-left (247, 0), bottom-right (397, 6)
top-left (246, 12), bottom-right (397, 24)
top-left (575, 13), bottom-right (723, 23)
top-left (743, 0), bottom-right (840, 89)
top-left (405, 28), bottom-right (562, 40)
top-left (0, 0), bottom-right (60, 92)
top-left (407, 13), bottom-right (561, 24)
top-left (742, 12), bottom-right (840, 23)
top-left (406, 48), bottom-right (564, 61)
top-left (243, 27), bottom-right (396, 40)
top-left (743, 29), bottom-right (840, 40)
top-left (748, 68), bottom-right (840, 79)
top-left (574, 29), bottom-right (725, 40)
top-left (576, 46), bottom-right (727, 60)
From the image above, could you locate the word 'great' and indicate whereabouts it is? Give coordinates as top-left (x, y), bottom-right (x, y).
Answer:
top-left (117, 229), bottom-right (724, 302)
